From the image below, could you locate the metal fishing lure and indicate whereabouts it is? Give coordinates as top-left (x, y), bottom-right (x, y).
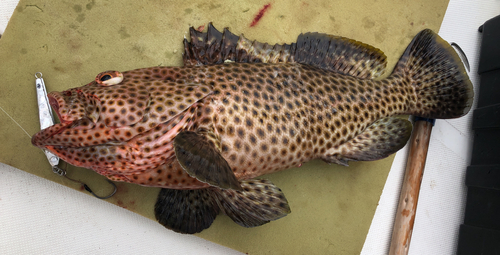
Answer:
top-left (35, 72), bottom-right (117, 199)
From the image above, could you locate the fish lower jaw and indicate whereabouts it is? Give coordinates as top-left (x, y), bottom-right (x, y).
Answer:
top-left (32, 123), bottom-right (72, 148)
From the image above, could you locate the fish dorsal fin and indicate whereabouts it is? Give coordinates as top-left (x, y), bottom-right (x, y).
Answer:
top-left (183, 23), bottom-right (387, 79)
top-left (183, 23), bottom-right (293, 66)
top-left (322, 117), bottom-right (412, 165)
top-left (174, 130), bottom-right (242, 190)
top-left (293, 33), bottom-right (387, 79)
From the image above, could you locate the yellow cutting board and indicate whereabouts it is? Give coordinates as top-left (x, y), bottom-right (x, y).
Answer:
top-left (0, 0), bottom-right (448, 253)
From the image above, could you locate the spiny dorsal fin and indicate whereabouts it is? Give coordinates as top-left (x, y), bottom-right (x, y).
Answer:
top-left (183, 23), bottom-right (235, 66)
top-left (182, 23), bottom-right (387, 79)
top-left (183, 23), bottom-right (293, 66)
top-left (174, 130), bottom-right (242, 190)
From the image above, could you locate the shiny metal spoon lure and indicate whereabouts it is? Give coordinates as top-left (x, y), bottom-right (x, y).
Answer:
top-left (34, 72), bottom-right (116, 199)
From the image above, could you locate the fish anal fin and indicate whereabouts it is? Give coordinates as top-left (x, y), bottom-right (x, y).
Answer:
top-left (155, 188), bottom-right (219, 234)
top-left (325, 117), bottom-right (412, 164)
top-left (212, 179), bottom-right (291, 228)
top-left (320, 154), bottom-right (350, 166)
top-left (174, 130), bottom-right (242, 190)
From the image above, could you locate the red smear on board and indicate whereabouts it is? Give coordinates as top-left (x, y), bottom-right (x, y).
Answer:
top-left (250, 4), bottom-right (271, 27)
top-left (117, 200), bottom-right (127, 209)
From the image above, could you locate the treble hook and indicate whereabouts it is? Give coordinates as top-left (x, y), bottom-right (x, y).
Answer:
top-left (53, 165), bottom-right (117, 199)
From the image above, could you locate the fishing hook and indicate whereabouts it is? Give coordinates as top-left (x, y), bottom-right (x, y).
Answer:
top-left (53, 163), bottom-right (117, 200)
top-left (450, 42), bottom-right (470, 72)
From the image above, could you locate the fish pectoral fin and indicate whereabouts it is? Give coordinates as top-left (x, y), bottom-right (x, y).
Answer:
top-left (324, 117), bottom-right (412, 164)
top-left (174, 130), bottom-right (242, 190)
top-left (212, 179), bottom-right (291, 228)
top-left (155, 188), bottom-right (219, 234)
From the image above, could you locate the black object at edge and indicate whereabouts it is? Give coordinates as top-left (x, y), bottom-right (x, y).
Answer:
top-left (457, 14), bottom-right (500, 255)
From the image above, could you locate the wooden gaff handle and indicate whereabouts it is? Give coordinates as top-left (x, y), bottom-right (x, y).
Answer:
top-left (389, 119), bottom-right (434, 255)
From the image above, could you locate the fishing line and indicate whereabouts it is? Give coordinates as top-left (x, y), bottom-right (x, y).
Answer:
top-left (0, 105), bottom-right (32, 138)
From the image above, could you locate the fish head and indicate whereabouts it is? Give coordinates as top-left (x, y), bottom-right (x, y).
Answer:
top-left (32, 70), bottom-right (153, 162)
top-left (32, 68), bottom-right (213, 178)
top-left (47, 70), bottom-right (145, 127)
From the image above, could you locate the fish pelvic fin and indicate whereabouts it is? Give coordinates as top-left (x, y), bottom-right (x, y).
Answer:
top-left (393, 29), bottom-right (474, 119)
top-left (154, 179), bottom-right (290, 234)
top-left (155, 188), bottom-right (219, 234)
top-left (212, 179), bottom-right (291, 228)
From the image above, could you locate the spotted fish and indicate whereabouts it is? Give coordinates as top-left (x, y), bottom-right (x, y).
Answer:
top-left (32, 24), bottom-right (473, 234)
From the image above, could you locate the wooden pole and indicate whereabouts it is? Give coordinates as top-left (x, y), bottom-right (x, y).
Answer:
top-left (389, 118), bottom-right (434, 255)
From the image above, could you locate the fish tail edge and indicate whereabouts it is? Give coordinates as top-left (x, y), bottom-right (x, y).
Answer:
top-left (393, 29), bottom-right (474, 119)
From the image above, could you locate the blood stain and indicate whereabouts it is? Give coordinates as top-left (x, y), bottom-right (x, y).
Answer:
top-left (117, 200), bottom-right (127, 209)
top-left (250, 4), bottom-right (271, 27)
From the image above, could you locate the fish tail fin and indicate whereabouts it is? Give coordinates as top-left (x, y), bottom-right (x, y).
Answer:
top-left (393, 29), bottom-right (474, 119)
top-left (154, 179), bottom-right (290, 234)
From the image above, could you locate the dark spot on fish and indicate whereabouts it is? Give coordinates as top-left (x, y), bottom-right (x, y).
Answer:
top-left (253, 100), bottom-right (261, 108)
top-left (246, 118), bottom-right (253, 127)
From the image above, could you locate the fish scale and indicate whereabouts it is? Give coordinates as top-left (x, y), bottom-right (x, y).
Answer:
top-left (32, 24), bottom-right (473, 234)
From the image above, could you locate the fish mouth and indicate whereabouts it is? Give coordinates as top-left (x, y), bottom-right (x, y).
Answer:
top-left (48, 95), bottom-right (60, 120)
top-left (33, 93), bottom-right (80, 148)
top-left (47, 93), bottom-right (72, 125)
top-left (31, 122), bottom-right (72, 148)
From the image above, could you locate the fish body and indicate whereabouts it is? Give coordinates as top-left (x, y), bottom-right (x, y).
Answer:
top-left (32, 24), bottom-right (473, 233)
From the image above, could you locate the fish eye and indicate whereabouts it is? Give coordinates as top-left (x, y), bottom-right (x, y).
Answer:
top-left (95, 70), bottom-right (124, 86)
top-left (100, 74), bottom-right (112, 81)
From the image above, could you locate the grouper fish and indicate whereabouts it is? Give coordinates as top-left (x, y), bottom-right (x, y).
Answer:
top-left (32, 23), bottom-right (473, 234)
